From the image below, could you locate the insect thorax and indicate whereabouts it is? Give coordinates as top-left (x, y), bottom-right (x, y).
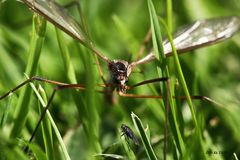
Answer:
top-left (108, 60), bottom-right (130, 93)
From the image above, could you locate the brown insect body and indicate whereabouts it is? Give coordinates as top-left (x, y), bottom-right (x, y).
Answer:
top-left (108, 60), bottom-right (131, 93)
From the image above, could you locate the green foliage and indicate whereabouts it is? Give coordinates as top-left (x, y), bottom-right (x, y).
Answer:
top-left (132, 112), bottom-right (158, 160)
top-left (0, 0), bottom-right (239, 159)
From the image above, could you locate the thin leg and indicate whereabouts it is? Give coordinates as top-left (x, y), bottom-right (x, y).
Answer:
top-left (119, 92), bottom-right (222, 106)
top-left (0, 76), bottom-right (86, 100)
top-left (136, 28), bottom-right (152, 60)
top-left (176, 95), bottom-right (223, 107)
top-left (121, 132), bottom-right (125, 137)
top-left (123, 78), bottom-right (223, 107)
top-left (127, 77), bottom-right (169, 89)
top-left (0, 75), bottom-right (111, 101)
top-left (24, 89), bottom-right (57, 152)
top-left (94, 54), bottom-right (107, 84)
top-left (129, 28), bottom-right (154, 69)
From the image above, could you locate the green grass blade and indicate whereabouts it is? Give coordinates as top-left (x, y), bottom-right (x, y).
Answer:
top-left (37, 86), bottom-right (54, 160)
top-left (161, 20), bottom-right (198, 134)
top-left (55, 28), bottom-right (88, 124)
top-left (131, 112), bottom-right (158, 160)
top-left (47, 110), bottom-right (71, 160)
top-left (55, 28), bottom-right (78, 83)
top-left (29, 143), bottom-right (47, 160)
top-left (160, 19), bottom-right (207, 159)
top-left (147, 0), bottom-right (186, 157)
top-left (147, 0), bottom-right (164, 62)
top-left (94, 153), bottom-right (124, 159)
top-left (56, 27), bottom-right (101, 154)
top-left (166, 0), bottom-right (173, 32)
top-left (120, 136), bottom-right (136, 160)
top-left (54, 10), bottom-right (94, 154)
top-left (0, 93), bottom-right (13, 128)
top-left (29, 81), bottom-right (71, 160)
top-left (234, 153), bottom-right (239, 160)
top-left (74, 8), bottom-right (101, 152)
top-left (55, 28), bottom-right (88, 131)
top-left (81, 46), bottom-right (101, 154)
top-left (10, 14), bottom-right (46, 138)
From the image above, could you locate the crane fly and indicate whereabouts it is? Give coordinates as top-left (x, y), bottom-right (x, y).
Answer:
top-left (19, 0), bottom-right (240, 95)
top-left (0, 0), bottom-right (240, 152)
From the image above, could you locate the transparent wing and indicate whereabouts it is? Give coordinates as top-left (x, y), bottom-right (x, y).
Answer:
top-left (22, 0), bottom-right (111, 62)
top-left (22, 0), bottom-right (91, 47)
top-left (21, 1), bottom-right (240, 62)
top-left (131, 16), bottom-right (240, 67)
top-left (163, 16), bottom-right (240, 56)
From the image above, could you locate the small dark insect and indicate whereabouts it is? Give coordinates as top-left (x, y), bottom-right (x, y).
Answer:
top-left (121, 124), bottom-right (139, 146)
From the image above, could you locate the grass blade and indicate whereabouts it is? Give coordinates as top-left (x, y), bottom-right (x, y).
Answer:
top-left (147, 0), bottom-right (186, 157)
top-left (56, 27), bottom-right (101, 154)
top-left (37, 86), bottom-right (54, 160)
top-left (131, 112), bottom-right (158, 160)
top-left (29, 81), bottom-right (71, 160)
top-left (160, 18), bottom-right (207, 159)
top-left (234, 153), bottom-right (239, 160)
top-left (10, 14), bottom-right (46, 138)
top-left (0, 93), bottom-right (12, 128)
top-left (120, 135), bottom-right (136, 160)
top-left (166, 0), bottom-right (173, 32)
top-left (29, 143), bottom-right (47, 160)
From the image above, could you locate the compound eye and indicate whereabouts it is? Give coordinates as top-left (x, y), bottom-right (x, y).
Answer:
top-left (116, 62), bottom-right (126, 71)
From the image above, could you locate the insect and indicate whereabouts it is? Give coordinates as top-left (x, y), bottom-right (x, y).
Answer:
top-left (18, 0), bottom-right (240, 95)
top-left (121, 124), bottom-right (139, 146)
top-left (0, 0), bottom-right (240, 153)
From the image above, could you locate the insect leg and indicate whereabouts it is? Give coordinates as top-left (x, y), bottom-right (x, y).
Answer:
top-left (135, 28), bottom-right (152, 60)
top-left (122, 77), bottom-right (223, 107)
top-left (0, 76), bottom-right (83, 100)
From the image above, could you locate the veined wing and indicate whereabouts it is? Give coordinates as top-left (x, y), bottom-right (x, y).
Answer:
top-left (22, 0), bottom-right (92, 47)
top-left (22, 0), bottom-right (110, 62)
top-left (131, 16), bottom-right (240, 67)
top-left (21, 1), bottom-right (240, 63)
top-left (163, 16), bottom-right (240, 56)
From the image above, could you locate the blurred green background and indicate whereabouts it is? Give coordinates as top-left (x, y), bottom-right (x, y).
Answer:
top-left (0, 0), bottom-right (240, 159)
